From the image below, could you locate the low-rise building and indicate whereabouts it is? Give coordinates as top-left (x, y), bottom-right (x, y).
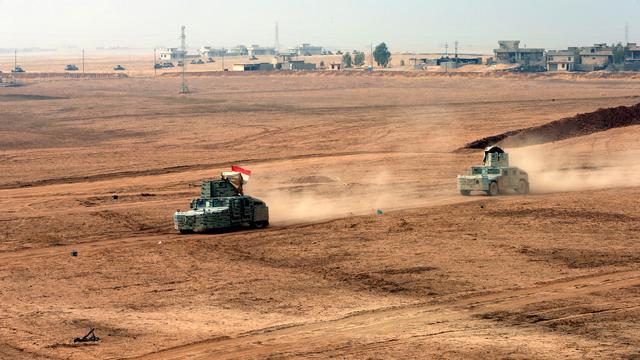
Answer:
top-left (493, 40), bottom-right (545, 67)
top-left (290, 43), bottom-right (323, 56)
top-left (578, 44), bottom-right (613, 71)
top-left (159, 48), bottom-right (186, 61)
top-left (272, 55), bottom-right (316, 70)
top-left (226, 45), bottom-right (248, 57)
top-left (247, 45), bottom-right (276, 57)
top-left (546, 48), bottom-right (580, 72)
top-left (199, 46), bottom-right (226, 59)
top-left (626, 43), bottom-right (640, 62)
top-left (232, 63), bottom-right (274, 72)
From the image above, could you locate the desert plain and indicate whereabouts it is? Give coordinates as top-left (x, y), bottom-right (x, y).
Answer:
top-left (1, 63), bottom-right (640, 359)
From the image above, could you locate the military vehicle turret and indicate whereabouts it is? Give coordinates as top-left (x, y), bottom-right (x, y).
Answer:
top-left (173, 167), bottom-right (269, 233)
top-left (457, 146), bottom-right (529, 196)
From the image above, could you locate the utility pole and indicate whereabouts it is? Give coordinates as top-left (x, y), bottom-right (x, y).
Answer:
top-left (454, 41), bottom-right (458, 60)
top-left (154, 48), bottom-right (157, 77)
top-left (625, 21), bottom-right (629, 45)
top-left (14, 49), bottom-right (17, 70)
top-left (221, 46), bottom-right (225, 71)
top-left (275, 22), bottom-right (280, 55)
top-left (444, 42), bottom-right (449, 73)
top-left (179, 25), bottom-right (189, 94)
top-left (370, 43), bottom-right (373, 69)
top-left (82, 48), bottom-right (85, 74)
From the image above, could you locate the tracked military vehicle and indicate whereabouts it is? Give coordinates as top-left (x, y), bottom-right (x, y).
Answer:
top-left (457, 146), bottom-right (529, 196)
top-left (173, 168), bottom-right (269, 233)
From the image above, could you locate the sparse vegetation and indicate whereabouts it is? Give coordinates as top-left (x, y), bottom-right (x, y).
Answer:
top-left (373, 42), bottom-right (391, 67)
top-left (353, 51), bottom-right (365, 67)
top-left (342, 52), bottom-right (352, 68)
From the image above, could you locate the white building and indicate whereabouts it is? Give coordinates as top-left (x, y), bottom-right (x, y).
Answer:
top-left (159, 48), bottom-right (186, 61)
top-left (290, 43), bottom-right (323, 56)
top-left (199, 46), bottom-right (226, 59)
top-left (247, 45), bottom-right (276, 57)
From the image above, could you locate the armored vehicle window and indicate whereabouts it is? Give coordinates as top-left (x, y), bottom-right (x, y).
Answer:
top-left (211, 199), bottom-right (229, 207)
top-left (472, 168), bottom-right (484, 175)
top-left (488, 168), bottom-right (500, 175)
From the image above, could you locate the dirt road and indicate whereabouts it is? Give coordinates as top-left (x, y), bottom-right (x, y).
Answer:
top-left (1, 73), bottom-right (640, 359)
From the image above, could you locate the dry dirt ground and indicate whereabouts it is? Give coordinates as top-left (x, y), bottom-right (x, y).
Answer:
top-left (1, 72), bottom-right (640, 359)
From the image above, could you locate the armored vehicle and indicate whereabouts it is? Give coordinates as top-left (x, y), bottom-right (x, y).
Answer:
top-left (113, 65), bottom-right (126, 71)
top-left (11, 66), bottom-right (25, 73)
top-left (65, 64), bottom-right (79, 71)
top-left (173, 170), bottom-right (269, 233)
top-left (154, 63), bottom-right (163, 69)
top-left (457, 146), bottom-right (529, 196)
top-left (162, 62), bottom-right (174, 68)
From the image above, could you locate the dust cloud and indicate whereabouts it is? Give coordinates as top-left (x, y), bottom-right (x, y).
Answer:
top-left (252, 170), bottom-right (398, 224)
top-left (510, 147), bottom-right (640, 193)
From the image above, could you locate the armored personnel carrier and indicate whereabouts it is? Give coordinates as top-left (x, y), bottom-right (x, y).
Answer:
top-left (173, 168), bottom-right (269, 233)
top-left (457, 146), bottom-right (529, 196)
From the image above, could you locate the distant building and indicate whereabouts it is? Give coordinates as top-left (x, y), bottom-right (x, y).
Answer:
top-left (290, 43), bottom-right (323, 56)
top-left (627, 43), bottom-right (640, 62)
top-left (272, 55), bottom-right (316, 70)
top-left (409, 58), bottom-right (438, 68)
top-left (578, 44), bottom-right (613, 71)
top-left (247, 45), bottom-right (276, 57)
top-left (493, 40), bottom-right (545, 67)
top-left (546, 48), bottom-right (580, 72)
top-left (227, 45), bottom-right (248, 57)
top-left (199, 46), bottom-right (226, 59)
top-left (159, 48), bottom-right (186, 61)
top-left (232, 63), bottom-right (274, 72)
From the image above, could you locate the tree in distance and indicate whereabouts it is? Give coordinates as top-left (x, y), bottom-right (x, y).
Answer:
top-left (612, 42), bottom-right (628, 64)
top-left (342, 52), bottom-right (352, 68)
top-left (353, 51), bottom-right (365, 67)
top-left (373, 42), bottom-right (391, 67)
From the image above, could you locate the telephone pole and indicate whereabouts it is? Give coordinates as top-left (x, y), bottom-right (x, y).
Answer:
top-left (221, 46), bottom-right (225, 71)
top-left (179, 25), bottom-right (190, 94)
top-left (275, 22), bottom-right (280, 55)
top-left (82, 48), bottom-right (85, 74)
top-left (370, 43), bottom-right (373, 69)
top-left (444, 42), bottom-right (449, 73)
top-left (625, 21), bottom-right (629, 45)
top-left (154, 48), bottom-right (157, 77)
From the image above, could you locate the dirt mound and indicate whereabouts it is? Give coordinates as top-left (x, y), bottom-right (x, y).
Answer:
top-left (464, 103), bottom-right (640, 149)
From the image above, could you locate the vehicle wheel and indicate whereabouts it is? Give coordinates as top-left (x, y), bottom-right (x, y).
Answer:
top-left (178, 229), bottom-right (193, 234)
top-left (460, 190), bottom-right (471, 196)
top-left (261, 220), bottom-right (269, 228)
top-left (516, 180), bottom-right (529, 195)
top-left (488, 181), bottom-right (499, 196)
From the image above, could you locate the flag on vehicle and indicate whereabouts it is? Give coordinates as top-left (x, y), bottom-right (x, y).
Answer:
top-left (231, 165), bottom-right (251, 183)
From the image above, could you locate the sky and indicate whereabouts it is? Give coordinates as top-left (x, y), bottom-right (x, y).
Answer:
top-left (2, 0), bottom-right (640, 53)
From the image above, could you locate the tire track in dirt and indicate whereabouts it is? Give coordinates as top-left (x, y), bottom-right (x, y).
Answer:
top-left (133, 270), bottom-right (640, 360)
top-left (0, 150), bottom-right (418, 190)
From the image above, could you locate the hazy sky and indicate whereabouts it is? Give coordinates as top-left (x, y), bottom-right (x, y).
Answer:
top-left (2, 0), bottom-right (640, 52)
